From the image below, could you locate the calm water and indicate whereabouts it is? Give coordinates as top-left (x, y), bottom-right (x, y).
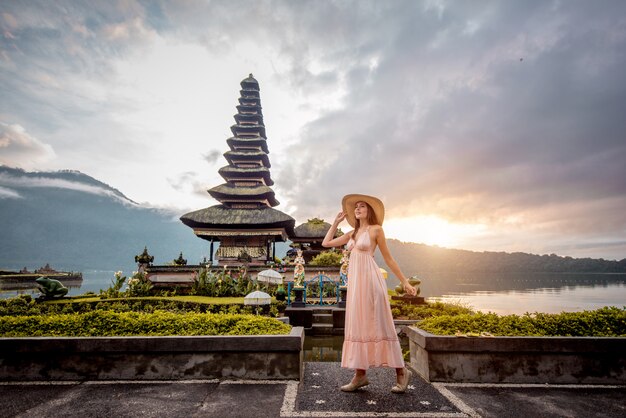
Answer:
top-left (417, 271), bottom-right (626, 314)
top-left (1, 270), bottom-right (625, 315)
top-left (302, 272), bottom-right (626, 362)
top-left (430, 283), bottom-right (626, 314)
top-left (0, 270), bottom-right (116, 299)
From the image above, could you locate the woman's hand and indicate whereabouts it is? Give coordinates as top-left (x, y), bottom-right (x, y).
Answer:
top-left (403, 283), bottom-right (417, 296)
top-left (334, 211), bottom-right (346, 225)
top-left (322, 211), bottom-right (352, 248)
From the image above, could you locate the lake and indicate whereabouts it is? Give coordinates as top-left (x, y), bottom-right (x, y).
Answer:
top-left (415, 271), bottom-right (626, 314)
top-left (1, 269), bottom-right (625, 315)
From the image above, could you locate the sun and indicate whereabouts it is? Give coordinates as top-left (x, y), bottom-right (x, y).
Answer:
top-left (383, 215), bottom-right (484, 248)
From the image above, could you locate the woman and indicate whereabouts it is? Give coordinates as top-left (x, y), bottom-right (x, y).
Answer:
top-left (322, 194), bottom-right (417, 394)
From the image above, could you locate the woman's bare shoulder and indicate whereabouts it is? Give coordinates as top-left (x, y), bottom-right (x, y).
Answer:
top-left (370, 224), bottom-right (384, 236)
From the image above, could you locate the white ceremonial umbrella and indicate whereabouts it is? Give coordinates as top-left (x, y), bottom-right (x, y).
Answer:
top-left (256, 269), bottom-right (283, 284)
top-left (244, 290), bottom-right (272, 306)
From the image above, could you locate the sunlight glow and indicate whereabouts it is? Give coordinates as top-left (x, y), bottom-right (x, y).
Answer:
top-left (383, 215), bottom-right (486, 248)
top-left (101, 35), bottom-right (342, 211)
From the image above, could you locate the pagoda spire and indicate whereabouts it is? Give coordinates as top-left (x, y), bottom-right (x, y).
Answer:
top-left (208, 74), bottom-right (278, 209)
top-left (180, 75), bottom-right (295, 267)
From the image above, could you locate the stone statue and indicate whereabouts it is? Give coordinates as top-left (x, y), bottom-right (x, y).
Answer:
top-left (395, 276), bottom-right (421, 297)
top-left (293, 249), bottom-right (306, 287)
top-left (35, 276), bottom-right (68, 299)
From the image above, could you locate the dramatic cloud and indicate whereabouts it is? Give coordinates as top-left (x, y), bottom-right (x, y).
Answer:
top-left (0, 122), bottom-right (56, 169)
top-left (270, 1), bottom-right (626, 258)
top-left (1, 0), bottom-right (625, 259)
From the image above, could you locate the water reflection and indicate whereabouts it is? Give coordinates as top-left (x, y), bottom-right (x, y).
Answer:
top-left (431, 282), bottom-right (626, 315)
top-left (303, 336), bottom-right (344, 362)
top-left (2, 270), bottom-right (625, 315)
top-left (417, 271), bottom-right (626, 297)
top-left (303, 334), bottom-right (410, 363)
top-left (0, 282), bottom-right (83, 299)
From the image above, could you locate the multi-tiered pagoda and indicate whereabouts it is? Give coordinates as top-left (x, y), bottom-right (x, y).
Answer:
top-left (180, 74), bottom-right (295, 266)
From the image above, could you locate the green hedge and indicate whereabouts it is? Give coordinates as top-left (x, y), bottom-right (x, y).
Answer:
top-left (418, 307), bottom-right (626, 337)
top-left (391, 301), bottom-right (474, 320)
top-left (0, 295), bottom-right (286, 317)
top-left (0, 310), bottom-right (291, 337)
top-left (309, 250), bottom-right (343, 266)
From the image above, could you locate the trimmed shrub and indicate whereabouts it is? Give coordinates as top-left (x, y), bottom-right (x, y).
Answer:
top-left (417, 306), bottom-right (626, 337)
top-left (0, 310), bottom-right (291, 337)
top-left (0, 297), bottom-right (286, 317)
top-left (309, 250), bottom-right (343, 266)
top-left (191, 267), bottom-right (255, 297)
top-left (391, 301), bottom-right (474, 320)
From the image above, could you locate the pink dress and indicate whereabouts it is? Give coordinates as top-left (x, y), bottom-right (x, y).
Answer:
top-left (341, 227), bottom-right (404, 370)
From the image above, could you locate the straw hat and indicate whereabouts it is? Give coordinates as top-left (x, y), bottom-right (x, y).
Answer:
top-left (341, 194), bottom-right (385, 227)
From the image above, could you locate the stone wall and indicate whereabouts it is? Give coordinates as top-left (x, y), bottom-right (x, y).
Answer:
top-left (408, 326), bottom-right (626, 384)
top-left (0, 327), bottom-right (304, 381)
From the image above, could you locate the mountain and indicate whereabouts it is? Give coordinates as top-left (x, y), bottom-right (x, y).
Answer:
top-left (375, 239), bottom-right (626, 276)
top-left (0, 166), bottom-right (207, 273)
top-left (2, 165), bottom-right (624, 278)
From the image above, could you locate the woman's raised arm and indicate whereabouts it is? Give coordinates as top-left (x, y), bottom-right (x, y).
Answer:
top-left (322, 211), bottom-right (352, 248)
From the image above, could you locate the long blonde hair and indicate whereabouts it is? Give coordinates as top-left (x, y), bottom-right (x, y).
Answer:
top-left (352, 201), bottom-right (380, 239)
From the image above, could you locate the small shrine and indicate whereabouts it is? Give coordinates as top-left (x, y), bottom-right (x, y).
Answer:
top-left (172, 252), bottom-right (187, 266)
top-left (291, 218), bottom-right (343, 262)
top-left (181, 74), bottom-right (295, 266)
top-left (134, 246), bottom-right (154, 272)
top-left (34, 263), bottom-right (58, 274)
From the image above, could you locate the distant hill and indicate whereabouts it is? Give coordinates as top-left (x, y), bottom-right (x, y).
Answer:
top-left (2, 165), bottom-right (624, 278)
top-left (0, 166), bottom-right (207, 273)
top-left (375, 239), bottom-right (626, 276)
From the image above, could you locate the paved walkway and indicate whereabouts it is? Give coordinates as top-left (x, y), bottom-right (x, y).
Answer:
top-left (1, 362), bottom-right (624, 417)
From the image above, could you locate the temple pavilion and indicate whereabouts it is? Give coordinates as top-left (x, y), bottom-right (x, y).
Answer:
top-left (291, 218), bottom-right (343, 263)
top-left (180, 74), bottom-right (295, 266)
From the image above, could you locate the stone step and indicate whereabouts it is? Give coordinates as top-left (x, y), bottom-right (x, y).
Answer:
top-left (310, 323), bottom-right (334, 335)
top-left (311, 308), bottom-right (334, 315)
top-left (312, 313), bottom-right (333, 324)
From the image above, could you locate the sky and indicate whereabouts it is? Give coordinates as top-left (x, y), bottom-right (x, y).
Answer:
top-left (1, 0), bottom-right (625, 261)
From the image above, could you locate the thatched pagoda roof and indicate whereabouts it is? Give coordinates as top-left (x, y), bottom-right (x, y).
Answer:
top-left (226, 136), bottom-right (269, 153)
top-left (241, 74), bottom-right (259, 87)
top-left (218, 165), bottom-right (273, 185)
top-left (293, 218), bottom-right (343, 239)
top-left (224, 150), bottom-right (270, 167)
top-left (180, 205), bottom-right (295, 231)
top-left (207, 184), bottom-right (279, 206)
top-left (230, 123), bottom-right (267, 138)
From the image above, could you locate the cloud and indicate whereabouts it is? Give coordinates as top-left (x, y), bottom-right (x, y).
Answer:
top-left (271, 2), bottom-right (626, 240)
top-left (0, 122), bottom-right (56, 169)
top-left (0, 185), bottom-right (21, 199)
top-left (0, 171), bottom-right (134, 205)
top-left (203, 150), bottom-right (221, 165)
top-left (167, 171), bottom-right (212, 200)
top-left (1, 0), bottom-right (625, 259)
